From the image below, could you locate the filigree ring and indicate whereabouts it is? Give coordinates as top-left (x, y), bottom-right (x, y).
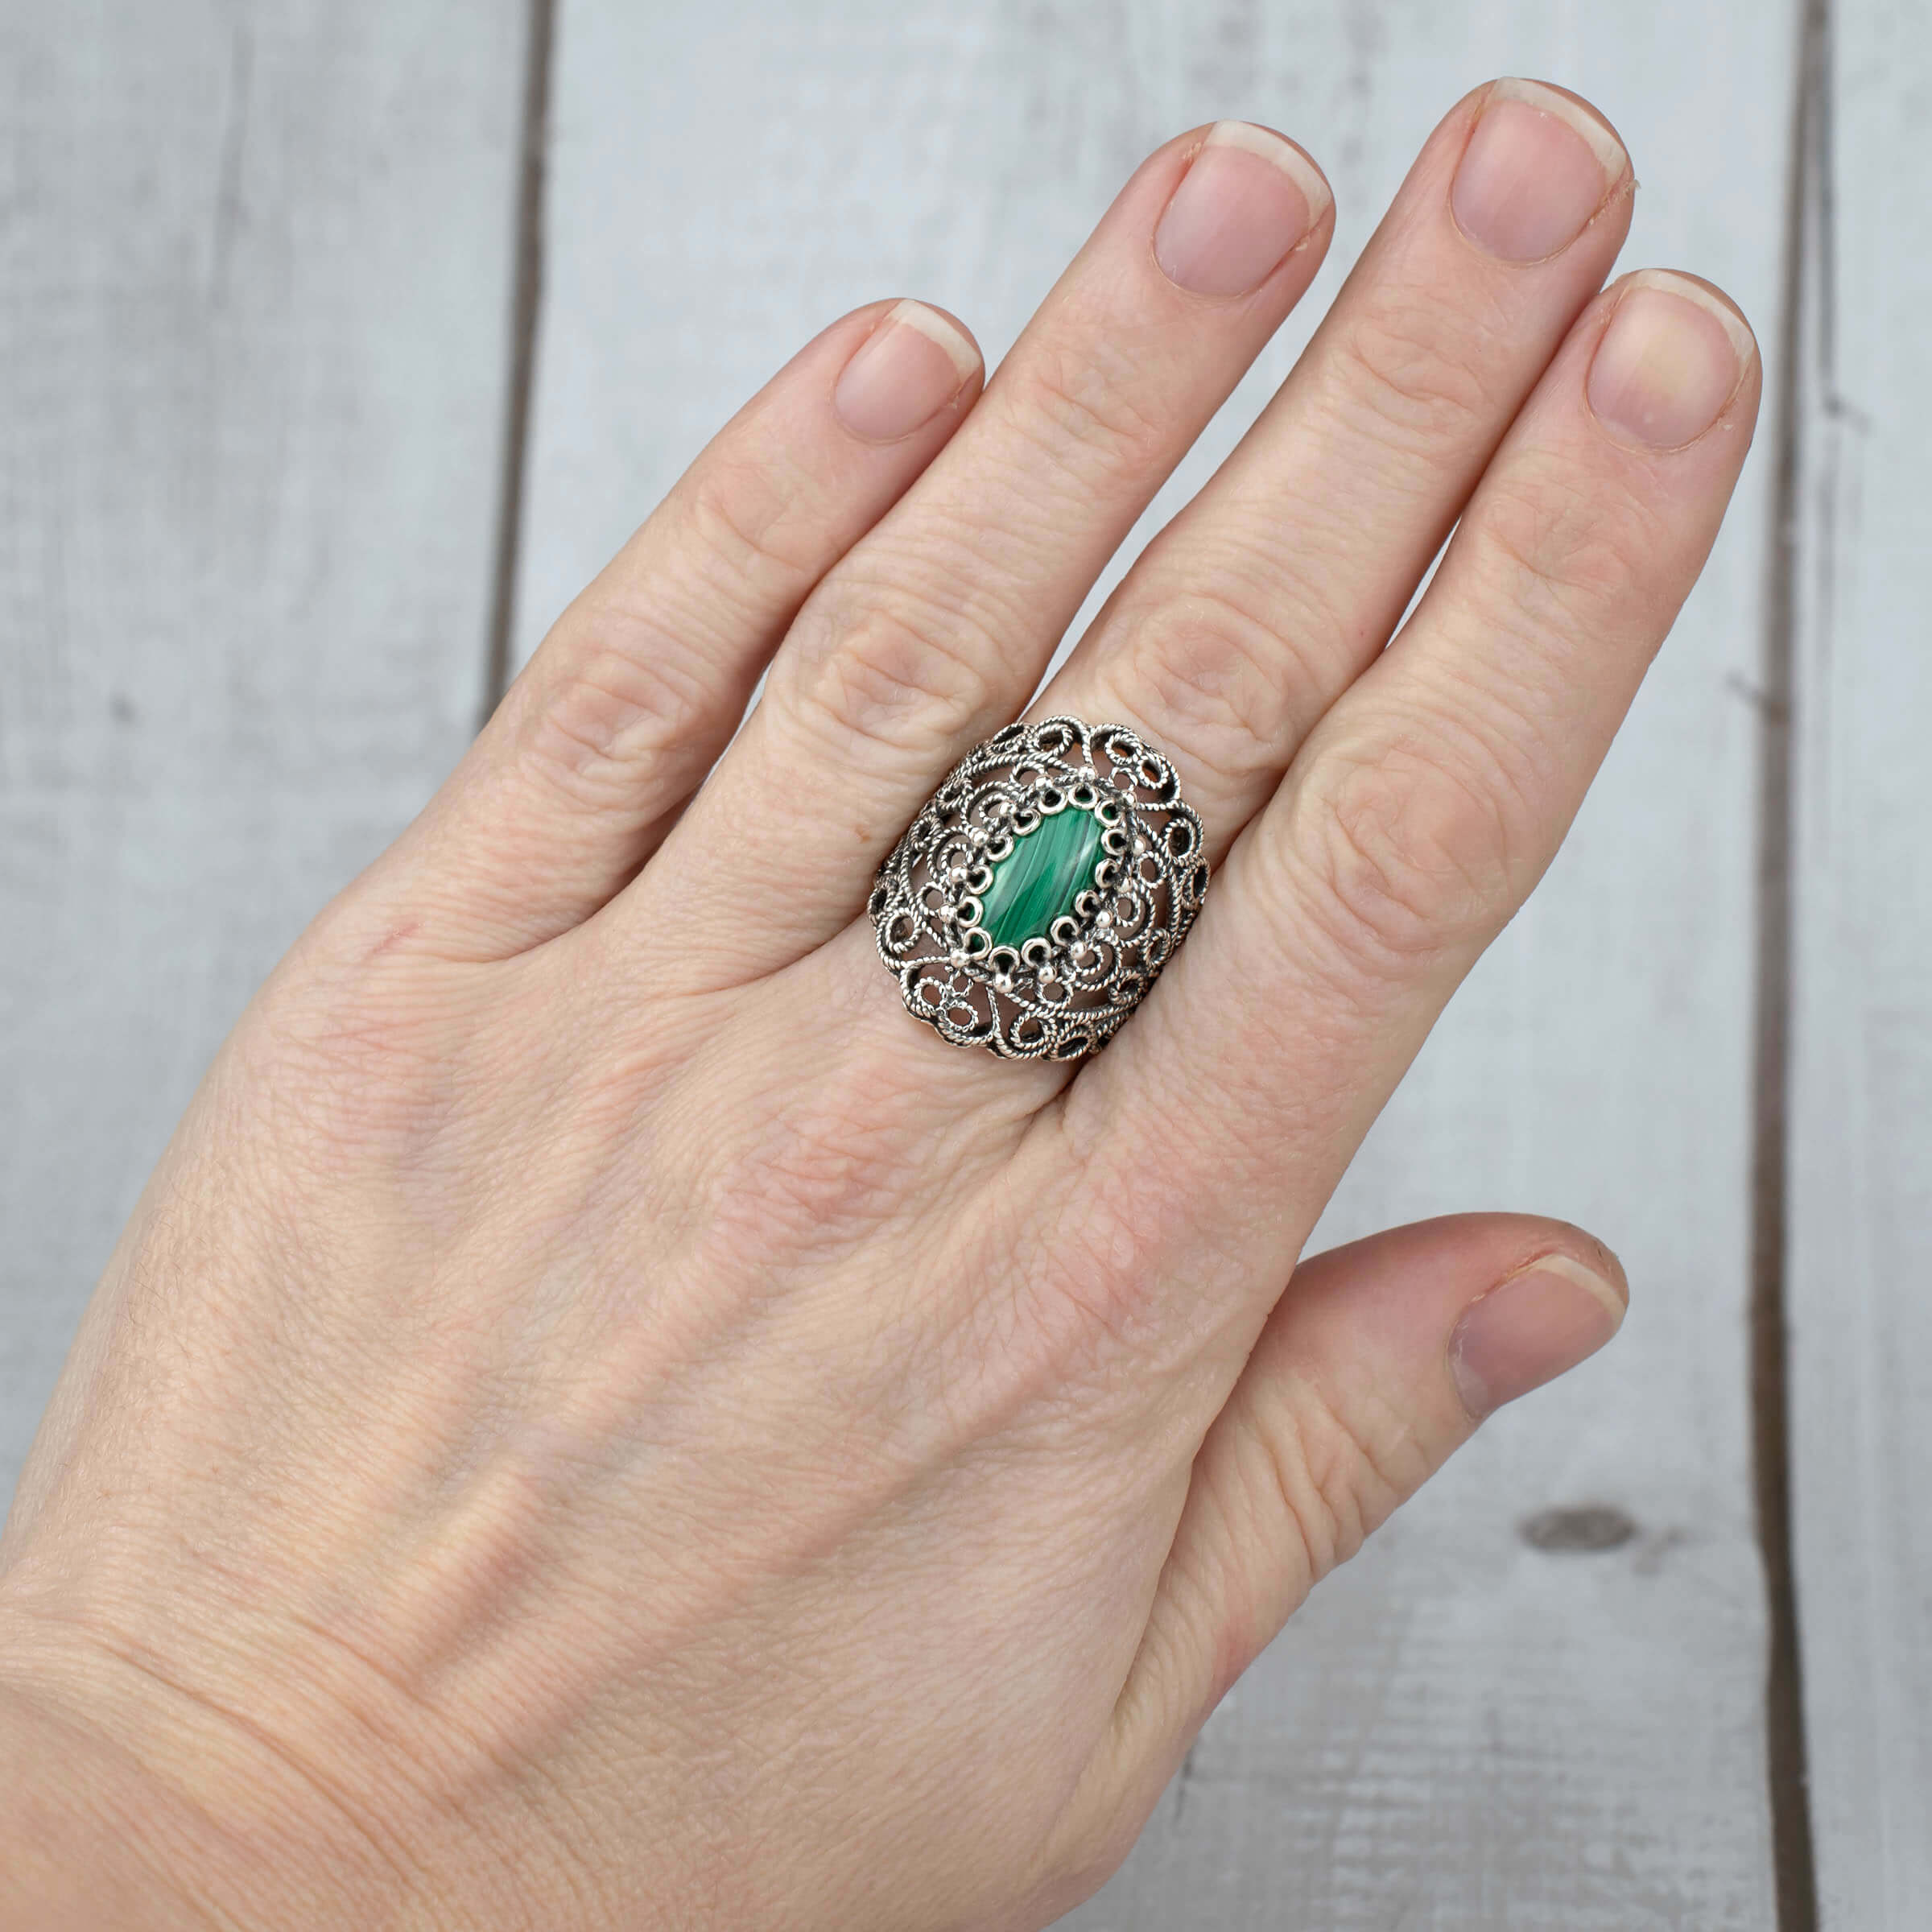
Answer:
top-left (868, 716), bottom-right (1208, 1059)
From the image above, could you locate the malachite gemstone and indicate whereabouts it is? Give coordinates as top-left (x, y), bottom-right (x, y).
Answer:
top-left (976, 805), bottom-right (1106, 950)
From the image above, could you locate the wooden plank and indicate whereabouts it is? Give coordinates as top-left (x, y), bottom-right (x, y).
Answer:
top-left (1789, 2), bottom-right (1932, 1922)
top-left (0, 2), bottom-right (529, 1491)
top-left (522, 2), bottom-right (1794, 1922)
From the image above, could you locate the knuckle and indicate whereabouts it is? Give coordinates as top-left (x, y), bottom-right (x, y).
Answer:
top-left (517, 616), bottom-right (716, 809)
top-left (1464, 469), bottom-right (1666, 636)
top-left (778, 567), bottom-right (1004, 762)
top-left (1005, 338), bottom-right (1170, 495)
top-left (681, 460), bottom-right (826, 598)
top-left (1106, 579), bottom-right (1314, 787)
top-left (1327, 295), bottom-right (1495, 448)
top-left (510, 450), bottom-right (840, 815)
top-left (1240, 1369), bottom-right (1435, 1587)
top-left (1286, 729), bottom-right (1526, 981)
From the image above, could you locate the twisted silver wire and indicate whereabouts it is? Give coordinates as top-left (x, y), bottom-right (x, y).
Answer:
top-left (869, 716), bottom-right (1208, 1059)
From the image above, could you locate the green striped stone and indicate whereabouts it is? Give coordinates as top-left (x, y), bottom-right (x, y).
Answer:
top-left (978, 806), bottom-right (1105, 950)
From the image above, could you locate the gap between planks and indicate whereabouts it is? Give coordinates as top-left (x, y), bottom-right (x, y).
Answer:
top-left (480, 0), bottom-right (558, 726)
top-left (1752, 0), bottom-right (1831, 1926)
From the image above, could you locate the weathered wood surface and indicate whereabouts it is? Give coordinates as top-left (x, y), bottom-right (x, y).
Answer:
top-left (515, 2), bottom-right (1795, 1924)
top-left (1790, 2), bottom-right (1932, 1924)
top-left (0, 1), bottom-right (528, 1482)
top-left (36, 0), bottom-right (1932, 1926)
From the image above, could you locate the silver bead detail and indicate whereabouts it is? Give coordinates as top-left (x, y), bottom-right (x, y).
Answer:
top-left (869, 717), bottom-right (1208, 1059)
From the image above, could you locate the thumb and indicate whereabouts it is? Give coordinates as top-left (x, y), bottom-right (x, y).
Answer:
top-left (1064, 1213), bottom-right (1627, 1874)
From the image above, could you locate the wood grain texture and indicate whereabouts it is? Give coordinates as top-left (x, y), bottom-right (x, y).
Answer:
top-left (519, 2), bottom-right (1797, 1923)
top-left (0, 2), bottom-right (526, 1489)
top-left (1789, 1), bottom-right (1932, 1922)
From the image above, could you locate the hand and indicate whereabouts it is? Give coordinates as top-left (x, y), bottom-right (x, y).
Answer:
top-left (0, 80), bottom-right (1757, 1930)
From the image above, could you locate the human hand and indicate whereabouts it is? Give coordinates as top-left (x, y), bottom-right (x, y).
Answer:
top-left (0, 79), bottom-right (1757, 1930)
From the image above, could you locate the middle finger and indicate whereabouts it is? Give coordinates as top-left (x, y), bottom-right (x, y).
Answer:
top-left (1032, 78), bottom-right (1633, 863)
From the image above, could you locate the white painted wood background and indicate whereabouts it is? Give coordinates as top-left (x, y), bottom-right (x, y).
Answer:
top-left (1790, 2), bottom-right (1932, 1926)
top-left (0, 1), bottom-right (1919, 1926)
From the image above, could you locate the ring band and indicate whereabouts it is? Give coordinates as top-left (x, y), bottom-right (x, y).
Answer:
top-left (869, 716), bottom-right (1208, 1059)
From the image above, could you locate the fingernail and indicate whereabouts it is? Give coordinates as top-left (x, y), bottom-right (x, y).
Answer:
top-left (1449, 1253), bottom-right (1627, 1420)
top-left (1451, 78), bottom-right (1626, 262)
top-left (1587, 270), bottom-right (1756, 448)
top-left (1154, 121), bottom-right (1330, 298)
top-left (832, 300), bottom-right (980, 442)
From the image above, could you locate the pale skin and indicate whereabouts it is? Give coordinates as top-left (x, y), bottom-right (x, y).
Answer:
top-left (0, 78), bottom-right (1759, 1930)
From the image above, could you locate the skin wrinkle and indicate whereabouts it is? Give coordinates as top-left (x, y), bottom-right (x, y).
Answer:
top-left (1205, 489), bottom-right (1380, 620)
top-left (1082, 951), bottom-right (1426, 1244)
top-left (520, 1049), bottom-right (991, 1492)
top-left (1284, 740), bottom-right (1523, 976)
top-left (1304, 202), bottom-right (1596, 446)
top-left (242, 997), bottom-right (513, 1234)
top-left (520, 634), bottom-right (729, 805)
top-left (1410, 605), bottom-right (1608, 750)
top-left (374, 1404), bottom-right (888, 1776)
top-left (1013, 1103), bottom-right (1278, 1420)
top-left (1106, 579), bottom-right (1324, 787)
top-left (1464, 457), bottom-right (1676, 632)
top-left (14, 1598), bottom-right (437, 1909)
top-left (680, 450), bottom-right (850, 595)
top-left (1059, 923), bottom-right (1360, 1191)
top-left (884, 1185), bottom-right (1099, 1449)
top-left (999, 337), bottom-right (1180, 497)
top-left (0, 1674), bottom-right (226, 1930)
top-left (14, 1667), bottom-right (430, 1932)
top-left (802, 508), bottom-right (1062, 660)
top-left (667, 972), bottom-right (1016, 1253)
top-left (568, 486), bottom-right (805, 717)
top-left (1350, 692), bottom-right (1552, 883)
top-left (1324, 284), bottom-right (1510, 445)
top-left (778, 572), bottom-right (1030, 766)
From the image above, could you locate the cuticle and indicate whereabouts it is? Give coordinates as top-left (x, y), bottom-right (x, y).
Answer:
top-left (1282, 205), bottom-right (1332, 262)
top-left (1145, 140), bottom-right (1208, 294)
top-left (1488, 1247), bottom-right (1591, 1294)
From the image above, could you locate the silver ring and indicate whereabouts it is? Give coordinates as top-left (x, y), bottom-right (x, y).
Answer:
top-left (869, 716), bottom-right (1208, 1059)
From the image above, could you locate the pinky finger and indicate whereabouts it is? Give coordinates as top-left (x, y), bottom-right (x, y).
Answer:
top-left (1047, 1213), bottom-right (1625, 1893)
top-left (358, 299), bottom-right (983, 960)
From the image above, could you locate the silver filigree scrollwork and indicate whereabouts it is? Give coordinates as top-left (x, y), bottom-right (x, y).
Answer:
top-left (868, 716), bottom-right (1208, 1059)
